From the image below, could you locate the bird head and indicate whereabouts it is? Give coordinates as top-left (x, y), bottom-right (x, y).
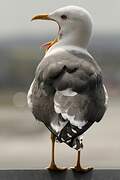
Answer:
top-left (32, 6), bottom-right (93, 48)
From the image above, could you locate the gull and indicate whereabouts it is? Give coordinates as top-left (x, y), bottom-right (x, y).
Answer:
top-left (28, 5), bottom-right (108, 172)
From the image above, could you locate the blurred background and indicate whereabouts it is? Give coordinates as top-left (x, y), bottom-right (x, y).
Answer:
top-left (0, 0), bottom-right (120, 169)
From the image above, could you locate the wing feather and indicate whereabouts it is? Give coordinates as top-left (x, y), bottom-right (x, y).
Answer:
top-left (32, 49), bottom-right (104, 149)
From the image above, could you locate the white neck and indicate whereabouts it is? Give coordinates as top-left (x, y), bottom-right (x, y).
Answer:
top-left (57, 25), bottom-right (91, 48)
top-left (45, 24), bottom-right (92, 57)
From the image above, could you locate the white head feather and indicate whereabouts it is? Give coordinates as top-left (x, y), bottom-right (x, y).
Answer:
top-left (49, 6), bottom-right (93, 48)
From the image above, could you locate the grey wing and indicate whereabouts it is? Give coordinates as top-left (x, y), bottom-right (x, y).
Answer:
top-left (41, 52), bottom-right (103, 145)
top-left (41, 48), bottom-right (102, 93)
top-left (30, 49), bottom-right (105, 150)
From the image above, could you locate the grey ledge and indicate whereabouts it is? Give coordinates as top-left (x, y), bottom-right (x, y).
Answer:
top-left (0, 170), bottom-right (119, 180)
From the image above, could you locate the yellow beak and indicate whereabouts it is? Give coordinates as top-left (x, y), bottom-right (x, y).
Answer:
top-left (31, 13), bottom-right (59, 51)
top-left (31, 14), bottom-right (50, 21)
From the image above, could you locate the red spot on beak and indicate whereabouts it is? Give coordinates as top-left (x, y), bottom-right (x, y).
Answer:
top-left (41, 38), bottom-right (58, 52)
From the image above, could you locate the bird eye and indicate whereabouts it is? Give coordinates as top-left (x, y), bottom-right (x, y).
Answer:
top-left (61, 15), bottom-right (67, 20)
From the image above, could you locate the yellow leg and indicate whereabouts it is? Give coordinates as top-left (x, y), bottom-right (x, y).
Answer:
top-left (71, 150), bottom-right (93, 173)
top-left (48, 133), bottom-right (67, 171)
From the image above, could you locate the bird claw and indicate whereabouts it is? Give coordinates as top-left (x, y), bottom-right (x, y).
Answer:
top-left (70, 166), bottom-right (93, 173)
top-left (48, 163), bottom-right (67, 171)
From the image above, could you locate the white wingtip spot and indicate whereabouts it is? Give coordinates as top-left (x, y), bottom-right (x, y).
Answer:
top-left (72, 144), bottom-right (77, 149)
top-left (66, 139), bottom-right (71, 143)
top-left (71, 128), bottom-right (77, 134)
top-left (61, 138), bottom-right (65, 142)
top-left (67, 133), bottom-right (72, 138)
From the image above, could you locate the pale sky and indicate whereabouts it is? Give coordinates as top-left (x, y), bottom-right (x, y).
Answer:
top-left (0, 0), bottom-right (120, 39)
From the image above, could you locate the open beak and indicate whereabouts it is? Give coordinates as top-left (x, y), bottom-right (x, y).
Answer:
top-left (31, 13), bottom-right (59, 51)
top-left (41, 38), bottom-right (58, 51)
